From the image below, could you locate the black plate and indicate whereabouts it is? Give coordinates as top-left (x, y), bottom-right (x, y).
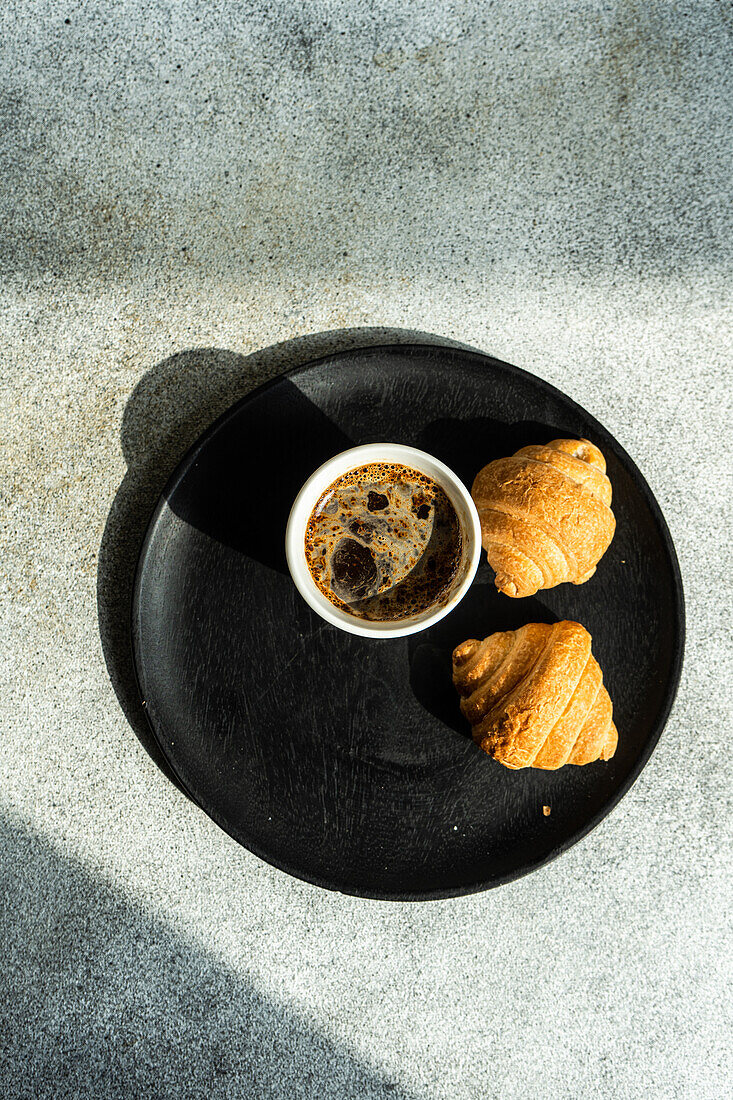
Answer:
top-left (133, 345), bottom-right (684, 899)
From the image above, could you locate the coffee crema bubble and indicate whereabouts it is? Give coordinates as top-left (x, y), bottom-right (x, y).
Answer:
top-left (304, 462), bottom-right (463, 622)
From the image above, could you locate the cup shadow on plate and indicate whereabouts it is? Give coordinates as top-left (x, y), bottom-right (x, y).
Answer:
top-left (163, 376), bottom-right (354, 575)
top-left (96, 327), bottom-right (474, 788)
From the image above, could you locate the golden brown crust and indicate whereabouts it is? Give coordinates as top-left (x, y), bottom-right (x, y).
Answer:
top-left (471, 439), bottom-right (616, 598)
top-left (460, 623), bottom-right (549, 725)
top-left (453, 621), bottom-right (617, 770)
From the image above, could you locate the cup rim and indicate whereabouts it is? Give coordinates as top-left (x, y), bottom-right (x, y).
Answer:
top-left (285, 443), bottom-right (482, 639)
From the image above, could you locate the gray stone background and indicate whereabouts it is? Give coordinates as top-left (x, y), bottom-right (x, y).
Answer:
top-left (1, 1), bottom-right (732, 1097)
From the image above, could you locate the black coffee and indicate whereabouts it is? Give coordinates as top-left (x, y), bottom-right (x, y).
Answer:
top-left (304, 462), bottom-right (463, 622)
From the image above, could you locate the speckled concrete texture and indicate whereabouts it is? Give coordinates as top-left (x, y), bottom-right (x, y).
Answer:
top-left (1, 2), bottom-right (732, 1098)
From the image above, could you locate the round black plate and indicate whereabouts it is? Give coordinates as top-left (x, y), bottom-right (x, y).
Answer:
top-left (133, 345), bottom-right (684, 899)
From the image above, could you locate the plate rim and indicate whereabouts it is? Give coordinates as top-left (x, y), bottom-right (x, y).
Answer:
top-left (131, 342), bottom-right (686, 900)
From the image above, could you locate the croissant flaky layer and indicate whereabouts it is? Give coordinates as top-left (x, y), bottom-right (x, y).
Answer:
top-left (453, 621), bottom-right (618, 770)
top-left (472, 438), bottom-right (616, 598)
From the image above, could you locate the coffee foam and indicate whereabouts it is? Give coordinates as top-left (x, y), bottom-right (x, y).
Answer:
top-left (304, 462), bottom-right (463, 622)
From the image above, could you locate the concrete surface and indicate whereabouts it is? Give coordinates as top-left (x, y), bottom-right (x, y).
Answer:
top-left (1, 1), bottom-right (732, 1097)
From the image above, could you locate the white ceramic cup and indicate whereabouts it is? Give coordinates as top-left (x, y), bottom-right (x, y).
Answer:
top-left (285, 443), bottom-right (482, 639)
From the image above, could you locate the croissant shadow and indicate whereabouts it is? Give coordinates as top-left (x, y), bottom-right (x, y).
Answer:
top-left (407, 573), bottom-right (559, 736)
top-left (416, 416), bottom-right (566, 492)
top-left (407, 414), bottom-right (570, 736)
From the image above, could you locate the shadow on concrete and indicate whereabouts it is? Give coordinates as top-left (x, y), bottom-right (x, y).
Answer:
top-left (96, 327), bottom-right (472, 790)
top-left (4, 4), bottom-right (729, 285)
top-left (0, 810), bottom-right (418, 1099)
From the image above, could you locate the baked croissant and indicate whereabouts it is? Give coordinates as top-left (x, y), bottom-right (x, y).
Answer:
top-left (453, 621), bottom-right (617, 769)
top-left (472, 438), bottom-right (615, 598)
